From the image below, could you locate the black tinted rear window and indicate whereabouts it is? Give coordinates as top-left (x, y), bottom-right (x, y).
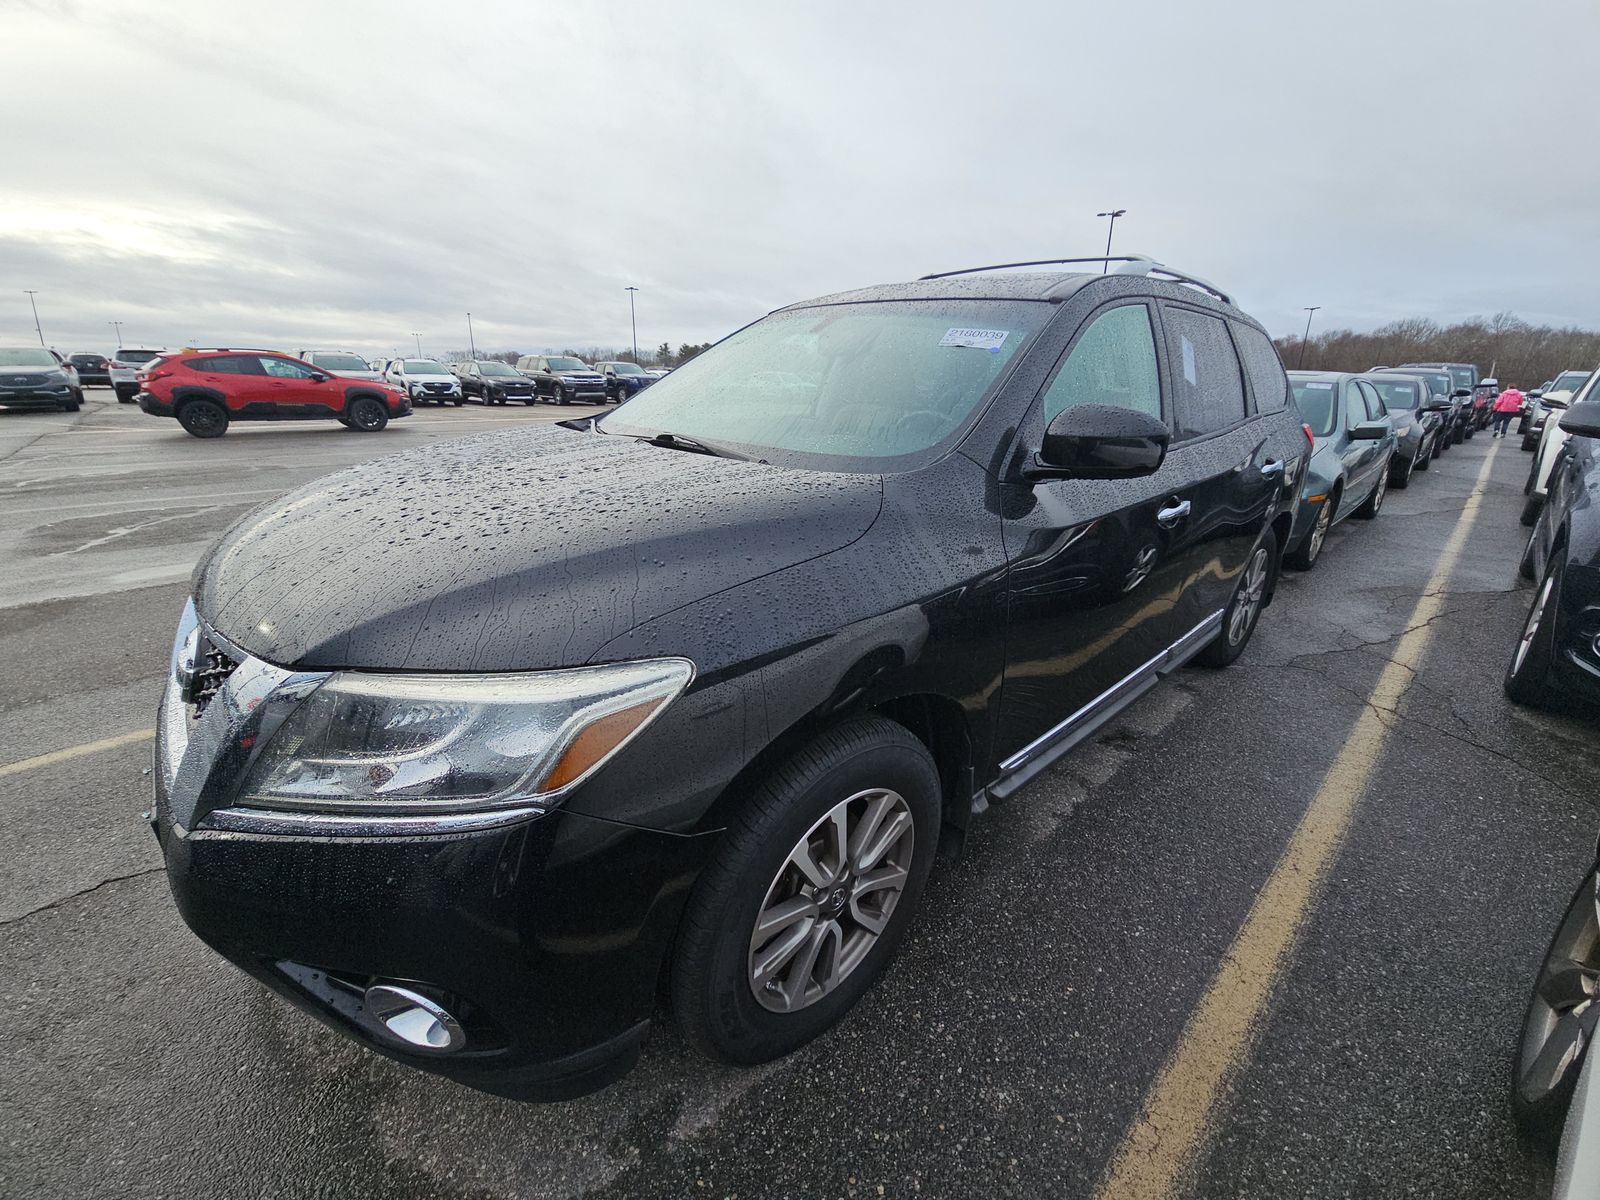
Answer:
top-left (1232, 324), bottom-right (1288, 414)
top-left (1162, 306), bottom-right (1247, 438)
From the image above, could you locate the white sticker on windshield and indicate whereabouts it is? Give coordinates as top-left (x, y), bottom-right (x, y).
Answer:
top-left (1181, 336), bottom-right (1197, 385)
top-left (1303, 381), bottom-right (1334, 389)
top-left (940, 328), bottom-right (1009, 352)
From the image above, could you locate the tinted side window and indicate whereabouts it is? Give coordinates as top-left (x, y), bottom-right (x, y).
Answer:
top-left (190, 355), bottom-right (260, 375)
top-left (1041, 304), bottom-right (1161, 423)
top-left (1344, 382), bottom-right (1366, 429)
top-left (1232, 324), bottom-right (1288, 414)
top-left (259, 357), bottom-right (316, 378)
top-left (1162, 306), bottom-right (1247, 439)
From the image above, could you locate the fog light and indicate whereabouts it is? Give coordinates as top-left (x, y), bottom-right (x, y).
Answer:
top-left (363, 984), bottom-right (466, 1054)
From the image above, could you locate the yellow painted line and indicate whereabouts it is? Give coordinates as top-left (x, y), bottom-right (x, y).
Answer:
top-left (1095, 444), bottom-right (1501, 1200)
top-left (0, 729), bottom-right (154, 778)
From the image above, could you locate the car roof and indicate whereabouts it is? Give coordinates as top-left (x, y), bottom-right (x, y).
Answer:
top-left (774, 261), bottom-right (1255, 327)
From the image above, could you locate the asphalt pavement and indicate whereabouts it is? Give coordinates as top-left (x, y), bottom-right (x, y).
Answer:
top-left (3, 395), bottom-right (1595, 1199)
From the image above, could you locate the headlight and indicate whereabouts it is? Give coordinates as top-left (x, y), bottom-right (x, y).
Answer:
top-left (234, 658), bottom-right (693, 815)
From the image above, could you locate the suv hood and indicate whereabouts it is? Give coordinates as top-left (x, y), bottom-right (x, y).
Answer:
top-left (193, 426), bottom-right (883, 671)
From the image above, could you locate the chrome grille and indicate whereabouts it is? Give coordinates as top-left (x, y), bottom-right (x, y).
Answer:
top-left (190, 636), bottom-right (240, 716)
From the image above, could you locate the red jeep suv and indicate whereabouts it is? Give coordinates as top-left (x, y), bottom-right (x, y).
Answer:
top-left (138, 350), bottom-right (410, 438)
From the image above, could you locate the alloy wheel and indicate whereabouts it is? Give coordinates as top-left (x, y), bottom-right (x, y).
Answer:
top-left (1512, 574), bottom-right (1556, 679)
top-left (1308, 500), bottom-right (1332, 563)
top-left (1516, 871), bottom-right (1600, 1107)
top-left (1371, 470), bottom-right (1387, 513)
top-left (1227, 545), bottom-right (1269, 646)
top-left (748, 787), bottom-right (915, 1014)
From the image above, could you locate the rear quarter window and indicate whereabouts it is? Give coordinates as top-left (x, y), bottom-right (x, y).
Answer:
top-left (1231, 324), bottom-right (1288, 414)
top-left (1161, 306), bottom-right (1248, 439)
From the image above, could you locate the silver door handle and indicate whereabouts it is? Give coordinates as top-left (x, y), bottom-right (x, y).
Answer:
top-left (1156, 499), bottom-right (1191, 527)
top-left (1260, 459), bottom-right (1285, 477)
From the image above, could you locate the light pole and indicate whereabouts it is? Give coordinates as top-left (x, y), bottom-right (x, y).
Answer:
top-left (412, 332), bottom-right (423, 356)
top-left (1095, 209), bottom-right (1126, 272)
top-left (108, 320), bottom-right (123, 348)
top-left (624, 286), bottom-right (639, 362)
top-left (1298, 307), bottom-right (1321, 369)
top-left (23, 290), bottom-right (44, 346)
top-left (466, 312), bottom-right (477, 359)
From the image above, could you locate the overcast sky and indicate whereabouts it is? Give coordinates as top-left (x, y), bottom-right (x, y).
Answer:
top-left (3, 0), bottom-right (1596, 359)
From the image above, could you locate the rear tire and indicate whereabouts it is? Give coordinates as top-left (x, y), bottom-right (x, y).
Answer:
top-left (1286, 497), bottom-right (1333, 571)
top-left (177, 399), bottom-right (228, 438)
top-left (671, 717), bottom-right (939, 1065)
top-left (1390, 445), bottom-right (1416, 489)
top-left (1354, 466), bottom-right (1387, 519)
top-left (1519, 528), bottom-right (1539, 582)
top-left (1195, 528), bottom-right (1277, 668)
top-left (1416, 437), bottom-right (1432, 471)
top-left (1521, 494), bottom-right (1543, 528)
top-left (346, 396), bottom-right (389, 432)
top-left (1523, 432), bottom-right (1540, 452)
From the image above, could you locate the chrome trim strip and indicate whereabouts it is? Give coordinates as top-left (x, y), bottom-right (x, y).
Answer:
top-left (200, 804), bottom-right (546, 838)
top-left (997, 609), bottom-right (1225, 773)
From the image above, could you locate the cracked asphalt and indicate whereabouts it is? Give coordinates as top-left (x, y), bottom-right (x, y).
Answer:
top-left (4, 396), bottom-right (1596, 1198)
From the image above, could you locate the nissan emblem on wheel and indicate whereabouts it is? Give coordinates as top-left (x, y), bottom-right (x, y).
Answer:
top-left (151, 254), bottom-right (1308, 1100)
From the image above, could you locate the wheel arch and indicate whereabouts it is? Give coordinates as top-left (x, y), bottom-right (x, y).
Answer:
top-left (170, 385), bottom-right (227, 410)
top-left (341, 387), bottom-right (390, 413)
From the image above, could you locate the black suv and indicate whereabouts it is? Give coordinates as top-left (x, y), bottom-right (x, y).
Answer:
top-left (152, 256), bottom-right (1307, 1101)
top-left (455, 360), bottom-right (538, 405)
top-left (514, 355), bottom-right (606, 404)
top-left (67, 353), bottom-right (111, 386)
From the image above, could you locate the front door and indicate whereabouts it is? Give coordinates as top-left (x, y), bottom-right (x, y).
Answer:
top-left (256, 355), bottom-right (329, 413)
top-left (996, 300), bottom-right (1193, 761)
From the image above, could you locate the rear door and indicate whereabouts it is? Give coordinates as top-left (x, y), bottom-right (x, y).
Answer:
top-left (1157, 303), bottom-right (1281, 629)
top-left (186, 354), bottom-right (266, 411)
top-left (996, 299), bottom-right (1192, 755)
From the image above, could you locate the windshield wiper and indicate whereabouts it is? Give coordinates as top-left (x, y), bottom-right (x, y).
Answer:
top-left (637, 431), bottom-right (751, 461)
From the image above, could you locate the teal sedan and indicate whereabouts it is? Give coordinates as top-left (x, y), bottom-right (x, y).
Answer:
top-left (1284, 372), bottom-right (1398, 570)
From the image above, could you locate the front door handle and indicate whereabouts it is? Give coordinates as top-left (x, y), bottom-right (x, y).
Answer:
top-left (1260, 459), bottom-right (1285, 477)
top-left (1156, 499), bottom-right (1191, 527)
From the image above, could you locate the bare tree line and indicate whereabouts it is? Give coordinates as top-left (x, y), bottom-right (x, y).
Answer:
top-left (1273, 312), bottom-right (1600, 388)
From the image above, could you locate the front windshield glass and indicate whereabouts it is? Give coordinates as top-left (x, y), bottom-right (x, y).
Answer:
top-left (1448, 366), bottom-right (1474, 390)
top-left (402, 360), bottom-right (445, 373)
top-left (611, 362), bottom-right (645, 375)
top-left (1291, 379), bottom-right (1339, 436)
top-left (310, 353), bottom-right (368, 371)
top-left (1368, 378), bottom-right (1420, 410)
top-left (605, 299), bottom-right (1049, 470)
top-left (479, 362), bottom-right (520, 376)
top-left (0, 348), bottom-right (58, 367)
top-left (547, 357), bottom-right (588, 372)
top-left (1551, 371), bottom-right (1591, 394)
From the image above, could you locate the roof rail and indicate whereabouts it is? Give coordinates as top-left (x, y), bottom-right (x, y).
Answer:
top-left (917, 254), bottom-right (1233, 306)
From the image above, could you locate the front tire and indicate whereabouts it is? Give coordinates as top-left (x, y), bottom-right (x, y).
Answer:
top-left (346, 396), bottom-right (389, 432)
top-left (1390, 445), bottom-right (1417, 489)
top-left (556, 385), bottom-right (571, 406)
top-left (1522, 494), bottom-right (1544, 528)
top-left (1505, 556), bottom-right (1564, 707)
top-left (1195, 528), bottom-right (1276, 668)
top-left (177, 399), bottom-right (228, 438)
top-left (671, 717), bottom-right (939, 1065)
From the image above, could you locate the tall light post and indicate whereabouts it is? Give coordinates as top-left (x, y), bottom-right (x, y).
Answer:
top-left (1298, 306), bottom-right (1321, 369)
top-left (624, 286), bottom-right (639, 362)
top-left (466, 312), bottom-right (477, 359)
top-left (108, 320), bottom-right (124, 348)
top-left (412, 332), bottom-right (423, 356)
top-left (1096, 209), bottom-right (1126, 272)
top-left (23, 290), bottom-right (45, 346)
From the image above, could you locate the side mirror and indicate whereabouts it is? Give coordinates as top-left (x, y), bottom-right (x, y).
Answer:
top-left (1349, 419), bottom-right (1389, 441)
top-left (309, 373), bottom-right (330, 383)
top-left (1028, 404), bottom-right (1169, 480)
top-left (1452, 387), bottom-right (1472, 398)
top-left (1559, 400), bottom-right (1600, 439)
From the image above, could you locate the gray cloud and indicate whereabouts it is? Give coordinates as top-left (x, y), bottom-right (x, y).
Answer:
top-left (2, 0), bottom-right (1596, 358)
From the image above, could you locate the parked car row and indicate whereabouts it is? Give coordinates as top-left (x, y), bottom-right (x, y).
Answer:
top-left (1503, 363), bottom-right (1600, 1197)
top-left (151, 253), bottom-right (1469, 1107)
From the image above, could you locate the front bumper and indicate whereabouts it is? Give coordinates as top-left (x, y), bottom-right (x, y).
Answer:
top-left (0, 387), bottom-right (73, 408)
top-left (151, 615), bottom-right (720, 1099)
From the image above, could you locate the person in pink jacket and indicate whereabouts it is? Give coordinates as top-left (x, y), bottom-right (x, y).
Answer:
top-left (1492, 387), bottom-right (1525, 437)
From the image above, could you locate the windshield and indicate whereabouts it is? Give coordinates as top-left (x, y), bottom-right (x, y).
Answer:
top-left (1291, 379), bottom-right (1339, 437)
top-left (402, 360), bottom-right (446, 374)
top-left (604, 299), bottom-right (1049, 470)
top-left (115, 349), bottom-right (161, 365)
top-left (479, 362), bottom-right (520, 376)
top-left (1447, 366), bottom-right (1475, 390)
top-left (1550, 371), bottom-right (1592, 394)
top-left (610, 362), bottom-right (646, 375)
top-left (310, 353), bottom-right (369, 371)
top-left (547, 357), bottom-right (588, 372)
top-left (1368, 378), bottom-right (1421, 410)
top-left (0, 348), bottom-right (59, 368)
